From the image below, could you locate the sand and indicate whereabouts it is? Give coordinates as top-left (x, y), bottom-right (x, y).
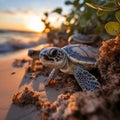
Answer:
top-left (0, 35), bottom-right (120, 120)
top-left (0, 50), bottom-right (29, 120)
top-left (0, 44), bottom-right (64, 120)
top-left (1, 35), bottom-right (120, 120)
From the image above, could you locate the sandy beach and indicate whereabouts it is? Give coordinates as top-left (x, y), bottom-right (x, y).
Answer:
top-left (0, 36), bottom-right (120, 120)
top-left (0, 44), bottom-right (64, 120)
top-left (0, 49), bottom-right (29, 120)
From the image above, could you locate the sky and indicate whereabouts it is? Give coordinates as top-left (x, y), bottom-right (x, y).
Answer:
top-left (0, 0), bottom-right (70, 32)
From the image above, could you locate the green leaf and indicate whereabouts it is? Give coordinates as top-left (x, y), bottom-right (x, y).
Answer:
top-left (97, 10), bottom-right (104, 16)
top-left (105, 22), bottom-right (120, 35)
top-left (52, 8), bottom-right (62, 14)
top-left (73, 0), bottom-right (79, 6)
top-left (85, 2), bottom-right (117, 12)
top-left (96, 1), bottom-right (117, 16)
top-left (102, 1), bottom-right (116, 8)
top-left (66, 16), bottom-right (73, 22)
top-left (65, 0), bottom-right (72, 5)
top-left (115, 11), bottom-right (120, 23)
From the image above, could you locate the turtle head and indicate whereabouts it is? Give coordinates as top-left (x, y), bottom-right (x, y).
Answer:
top-left (39, 47), bottom-right (66, 69)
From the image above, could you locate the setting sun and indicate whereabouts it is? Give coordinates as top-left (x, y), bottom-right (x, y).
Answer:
top-left (27, 16), bottom-right (45, 32)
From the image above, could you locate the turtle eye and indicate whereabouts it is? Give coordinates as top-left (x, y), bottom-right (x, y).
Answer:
top-left (49, 49), bottom-right (58, 57)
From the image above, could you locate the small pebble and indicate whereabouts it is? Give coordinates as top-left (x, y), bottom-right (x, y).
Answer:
top-left (11, 72), bottom-right (16, 75)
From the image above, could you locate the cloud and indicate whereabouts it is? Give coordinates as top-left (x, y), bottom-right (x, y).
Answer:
top-left (0, 9), bottom-right (36, 16)
top-left (0, 9), bottom-right (16, 15)
top-left (17, 9), bottom-right (35, 15)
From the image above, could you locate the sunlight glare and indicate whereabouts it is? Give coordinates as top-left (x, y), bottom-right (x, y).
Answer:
top-left (27, 16), bottom-right (45, 32)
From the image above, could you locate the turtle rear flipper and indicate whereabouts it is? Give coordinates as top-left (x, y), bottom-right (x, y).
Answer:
top-left (74, 66), bottom-right (100, 91)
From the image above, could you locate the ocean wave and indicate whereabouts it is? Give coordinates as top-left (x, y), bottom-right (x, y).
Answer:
top-left (0, 39), bottom-right (47, 53)
top-left (0, 31), bottom-right (47, 53)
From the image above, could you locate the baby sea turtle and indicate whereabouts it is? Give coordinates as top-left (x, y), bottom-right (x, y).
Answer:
top-left (68, 34), bottom-right (102, 47)
top-left (29, 44), bottom-right (101, 91)
top-left (68, 34), bottom-right (92, 44)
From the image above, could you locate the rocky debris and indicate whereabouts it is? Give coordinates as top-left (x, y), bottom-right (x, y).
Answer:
top-left (42, 84), bottom-right (120, 120)
top-left (28, 49), bottom-right (40, 61)
top-left (12, 84), bottom-right (120, 120)
top-left (11, 71), bottom-right (16, 75)
top-left (97, 35), bottom-right (120, 84)
top-left (12, 58), bottom-right (30, 68)
top-left (12, 86), bottom-right (51, 110)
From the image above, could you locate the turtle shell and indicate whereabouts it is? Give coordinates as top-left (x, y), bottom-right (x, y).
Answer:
top-left (62, 44), bottom-right (99, 65)
top-left (68, 34), bottom-right (93, 44)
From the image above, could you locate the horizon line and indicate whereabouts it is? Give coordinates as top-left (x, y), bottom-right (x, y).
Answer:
top-left (0, 28), bottom-right (43, 34)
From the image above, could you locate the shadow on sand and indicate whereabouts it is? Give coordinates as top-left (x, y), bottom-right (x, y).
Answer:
top-left (6, 72), bottom-right (64, 120)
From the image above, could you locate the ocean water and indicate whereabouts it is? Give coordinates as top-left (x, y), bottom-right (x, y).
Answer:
top-left (0, 30), bottom-right (47, 54)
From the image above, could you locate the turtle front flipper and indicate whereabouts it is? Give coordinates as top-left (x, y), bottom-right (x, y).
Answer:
top-left (45, 68), bottom-right (59, 86)
top-left (74, 66), bottom-right (100, 91)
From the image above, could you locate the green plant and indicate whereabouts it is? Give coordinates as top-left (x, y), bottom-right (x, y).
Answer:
top-left (105, 11), bottom-right (120, 35)
top-left (86, 0), bottom-right (120, 35)
top-left (41, 12), bottom-right (51, 32)
top-left (52, 0), bottom-right (119, 36)
top-left (41, 0), bottom-right (120, 37)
